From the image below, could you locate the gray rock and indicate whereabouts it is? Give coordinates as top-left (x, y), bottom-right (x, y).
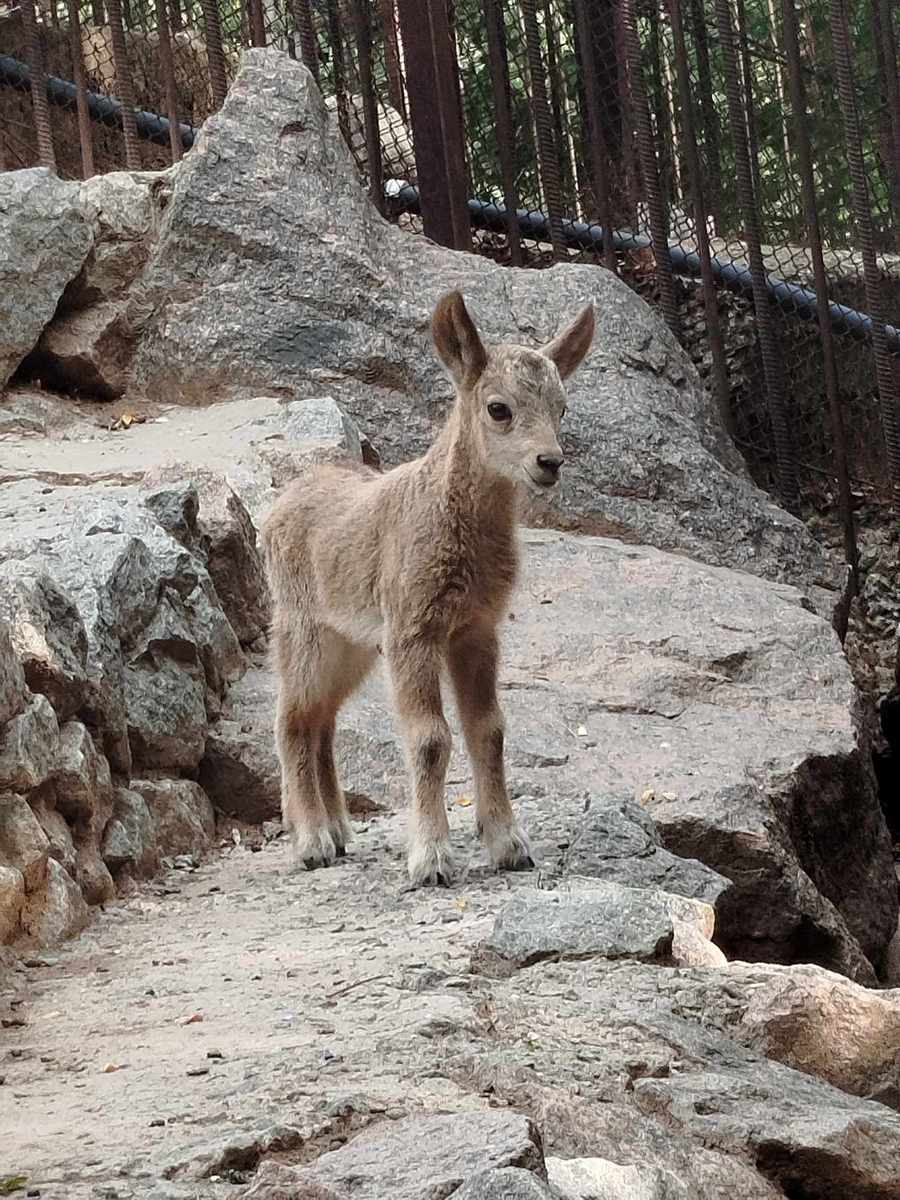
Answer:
top-left (0, 694), bottom-right (59, 793)
top-left (123, 648), bottom-right (208, 771)
top-left (453, 1167), bottom-right (553, 1199)
top-left (200, 716), bottom-right (279, 825)
top-left (0, 795), bottom-right (50, 891)
top-left (560, 795), bottom-right (728, 906)
top-left (0, 618), bottom-right (28, 727)
top-left (131, 779), bottom-right (215, 858)
top-left (31, 795), bottom-right (77, 874)
top-left (0, 479), bottom-right (245, 775)
top-left (0, 564), bottom-right (89, 720)
top-left (145, 470), bottom-right (269, 645)
top-left (31, 169), bottom-right (169, 400)
top-left (271, 1111), bottom-right (544, 1200)
top-left (482, 885), bottom-right (711, 968)
top-left (19, 856), bottom-right (89, 945)
top-left (466, 958), bottom-right (900, 1200)
top-left (101, 786), bottom-right (158, 877)
top-left (0, 168), bottom-right (93, 390)
top-left (547, 1156), bottom-right (689, 1200)
top-left (128, 50), bottom-right (839, 602)
top-left (54, 719), bottom-right (113, 833)
top-left (74, 840), bottom-right (116, 905)
top-left (0, 863), bottom-right (25, 943)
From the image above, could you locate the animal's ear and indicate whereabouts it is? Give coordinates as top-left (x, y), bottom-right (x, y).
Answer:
top-left (540, 303), bottom-right (595, 380)
top-left (431, 290), bottom-right (488, 388)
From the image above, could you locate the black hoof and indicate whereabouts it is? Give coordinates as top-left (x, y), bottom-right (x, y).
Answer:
top-left (335, 844), bottom-right (347, 859)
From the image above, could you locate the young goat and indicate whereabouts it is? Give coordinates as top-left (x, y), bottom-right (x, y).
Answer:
top-left (261, 291), bottom-right (595, 885)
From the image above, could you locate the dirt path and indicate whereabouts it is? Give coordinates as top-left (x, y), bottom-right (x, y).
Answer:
top-left (2, 808), bottom-right (527, 1198)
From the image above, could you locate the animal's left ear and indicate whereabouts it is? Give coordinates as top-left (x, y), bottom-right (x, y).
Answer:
top-left (540, 303), bottom-right (595, 380)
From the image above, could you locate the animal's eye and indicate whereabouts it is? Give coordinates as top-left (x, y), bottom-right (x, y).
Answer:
top-left (487, 402), bottom-right (512, 422)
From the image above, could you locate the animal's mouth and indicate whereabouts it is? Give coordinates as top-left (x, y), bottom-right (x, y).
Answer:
top-left (522, 467), bottom-right (560, 495)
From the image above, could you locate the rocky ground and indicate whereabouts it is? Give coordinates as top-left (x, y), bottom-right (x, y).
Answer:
top-left (2, 45), bottom-right (900, 1200)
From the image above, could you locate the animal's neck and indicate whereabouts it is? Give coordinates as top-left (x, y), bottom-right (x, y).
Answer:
top-left (426, 402), bottom-right (515, 535)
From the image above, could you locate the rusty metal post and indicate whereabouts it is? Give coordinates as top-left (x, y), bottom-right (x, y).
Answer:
top-left (106, 0), bottom-right (140, 169)
top-left (290, 0), bottom-right (320, 84)
top-left (687, 0), bottom-right (723, 234)
top-left (247, 0), bottom-right (266, 47)
top-left (872, 0), bottom-right (900, 247)
top-left (736, 0), bottom-right (764, 231)
top-left (201, 0), bottom-right (229, 109)
top-left (379, 0), bottom-right (406, 119)
top-left (352, 0), bottom-right (383, 211)
top-left (66, 0), bottom-right (95, 177)
top-left (22, 0), bottom-right (57, 172)
top-left (829, 0), bottom-right (900, 498)
top-left (621, 0), bottom-right (680, 337)
top-left (397, 0), bottom-right (471, 250)
top-left (667, 0), bottom-right (731, 435)
top-left (543, 0), bottom-right (571, 202)
top-left (520, 0), bottom-right (565, 259)
top-left (484, 0), bottom-right (523, 266)
top-left (573, 0), bottom-right (615, 269)
top-left (325, 0), bottom-right (351, 146)
top-left (715, 0), bottom-right (798, 510)
top-left (781, 0), bottom-right (858, 592)
top-left (155, 0), bottom-right (183, 163)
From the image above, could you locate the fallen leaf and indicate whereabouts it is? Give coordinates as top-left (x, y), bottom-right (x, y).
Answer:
top-left (0, 1177), bottom-right (27, 1195)
top-left (455, 796), bottom-right (473, 807)
top-left (182, 1013), bottom-right (203, 1025)
top-left (662, 791), bottom-right (677, 801)
top-left (640, 788), bottom-right (655, 804)
top-left (576, 724), bottom-right (588, 737)
top-left (455, 897), bottom-right (467, 911)
top-left (101, 1062), bottom-right (121, 1073)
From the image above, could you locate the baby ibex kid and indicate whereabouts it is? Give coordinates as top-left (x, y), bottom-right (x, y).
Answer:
top-left (262, 291), bottom-right (594, 885)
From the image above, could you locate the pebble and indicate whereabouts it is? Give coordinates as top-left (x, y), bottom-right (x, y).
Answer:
top-left (186, 1066), bottom-right (210, 1077)
top-left (206, 1049), bottom-right (224, 1059)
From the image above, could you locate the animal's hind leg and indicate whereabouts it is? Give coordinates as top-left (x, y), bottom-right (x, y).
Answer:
top-left (314, 631), bottom-right (378, 856)
top-left (275, 693), bottom-right (334, 870)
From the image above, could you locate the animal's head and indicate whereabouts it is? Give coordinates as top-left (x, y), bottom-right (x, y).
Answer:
top-left (431, 290), bottom-right (595, 494)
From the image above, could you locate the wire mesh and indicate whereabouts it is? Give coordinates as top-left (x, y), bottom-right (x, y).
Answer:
top-left (3, 0), bottom-right (900, 576)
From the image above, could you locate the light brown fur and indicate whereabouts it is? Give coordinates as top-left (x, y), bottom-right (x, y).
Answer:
top-left (261, 291), bottom-right (595, 885)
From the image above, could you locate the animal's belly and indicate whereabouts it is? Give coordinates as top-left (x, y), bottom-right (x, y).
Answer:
top-left (324, 604), bottom-right (384, 650)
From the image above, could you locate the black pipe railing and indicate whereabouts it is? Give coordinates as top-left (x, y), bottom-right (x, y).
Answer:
top-left (0, 53), bottom-right (195, 149)
top-left (2, 52), bottom-right (897, 356)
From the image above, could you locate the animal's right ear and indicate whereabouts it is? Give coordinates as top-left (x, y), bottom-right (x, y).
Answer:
top-left (431, 291), bottom-right (488, 388)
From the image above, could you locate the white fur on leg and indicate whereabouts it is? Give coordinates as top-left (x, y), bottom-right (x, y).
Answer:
top-left (481, 820), bottom-right (534, 871)
top-left (289, 824), bottom-right (338, 870)
top-left (407, 834), bottom-right (456, 887)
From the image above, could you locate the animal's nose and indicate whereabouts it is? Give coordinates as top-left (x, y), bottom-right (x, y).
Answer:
top-left (536, 453), bottom-right (563, 479)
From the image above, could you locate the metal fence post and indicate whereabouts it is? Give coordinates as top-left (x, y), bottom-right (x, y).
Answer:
top-left (715, 0), bottom-right (798, 511)
top-left (667, 0), bottom-right (731, 436)
top-left (829, 0), bottom-right (900, 500)
top-left (201, 0), bottom-right (229, 109)
top-left (397, 0), bottom-right (471, 250)
top-left (620, 0), bottom-right (680, 338)
top-left (155, 0), bottom-right (183, 163)
top-left (782, 0), bottom-right (858, 594)
top-left (352, 0), bottom-right (383, 212)
top-left (106, 0), bottom-right (140, 169)
top-left (67, 0), bottom-right (95, 177)
top-left (484, 0), bottom-right (523, 266)
top-left (520, 0), bottom-right (565, 260)
top-left (22, 0), bottom-right (57, 172)
top-left (573, 0), bottom-right (615, 270)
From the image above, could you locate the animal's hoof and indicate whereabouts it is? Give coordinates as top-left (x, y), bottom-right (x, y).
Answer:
top-left (334, 844), bottom-right (347, 859)
top-left (485, 823), bottom-right (535, 872)
top-left (291, 827), bottom-right (338, 871)
top-left (407, 838), bottom-right (456, 888)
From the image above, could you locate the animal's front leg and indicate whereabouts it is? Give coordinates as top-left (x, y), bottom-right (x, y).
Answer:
top-left (448, 625), bottom-right (534, 871)
top-left (386, 634), bottom-right (455, 886)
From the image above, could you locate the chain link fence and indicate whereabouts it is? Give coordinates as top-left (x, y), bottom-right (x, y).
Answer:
top-left (3, 0), bottom-right (900, 597)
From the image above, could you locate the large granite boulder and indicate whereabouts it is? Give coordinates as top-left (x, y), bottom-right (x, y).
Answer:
top-left (0, 168), bottom-right (93, 390)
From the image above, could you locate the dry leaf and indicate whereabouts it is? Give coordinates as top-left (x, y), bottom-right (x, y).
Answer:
top-left (455, 897), bottom-right (467, 911)
top-left (456, 796), bottom-right (473, 807)
top-left (662, 791), bottom-right (677, 801)
top-left (640, 788), bottom-right (655, 804)
top-left (183, 1013), bottom-right (203, 1025)
top-left (101, 1062), bottom-right (121, 1073)
top-left (576, 724), bottom-right (588, 737)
